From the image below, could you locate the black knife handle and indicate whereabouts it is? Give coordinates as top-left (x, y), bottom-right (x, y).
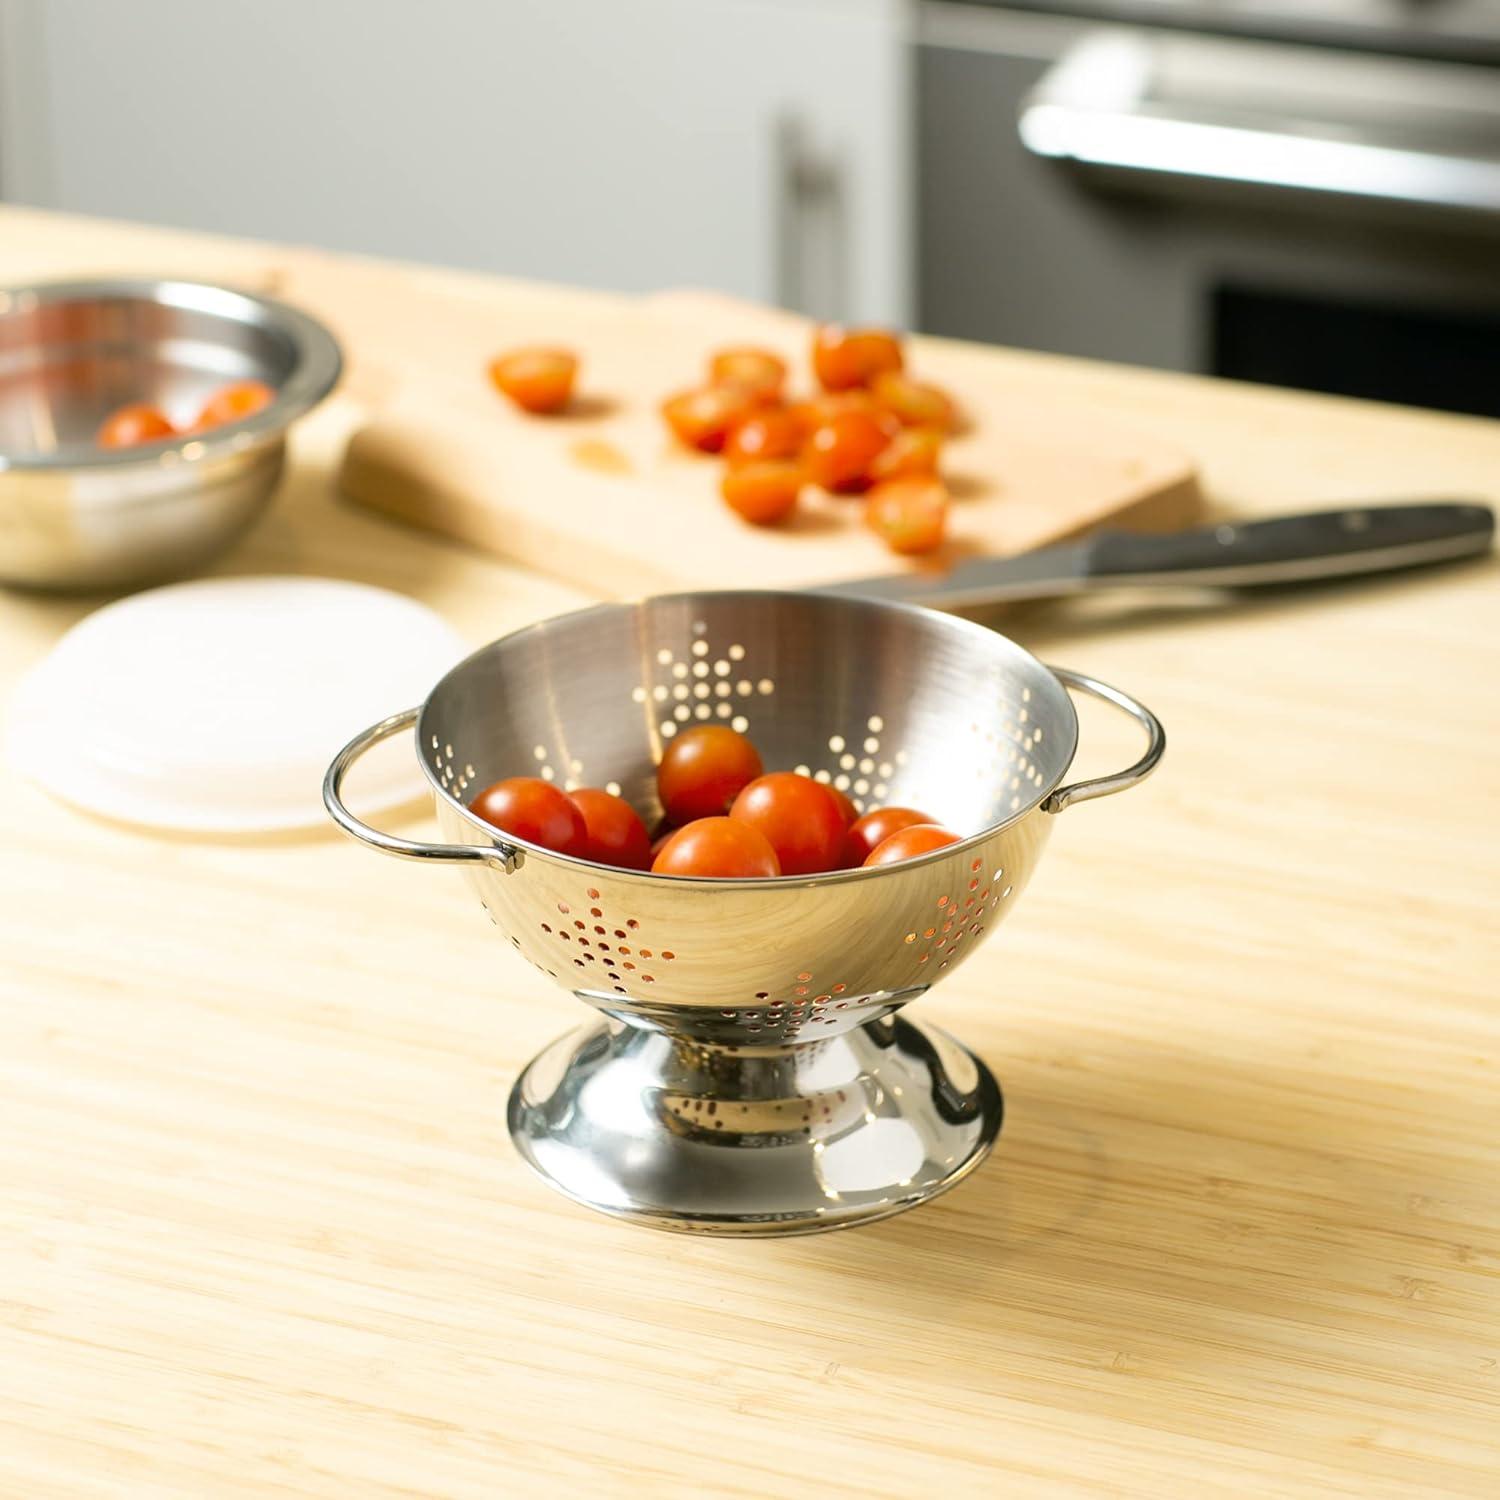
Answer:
top-left (1085, 503), bottom-right (1495, 587)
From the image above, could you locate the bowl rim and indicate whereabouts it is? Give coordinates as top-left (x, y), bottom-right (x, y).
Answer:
top-left (0, 276), bottom-right (342, 473)
top-left (418, 589), bottom-right (1082, 889)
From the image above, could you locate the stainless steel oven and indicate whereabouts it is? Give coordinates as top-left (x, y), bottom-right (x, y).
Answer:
top-left (917, 1), bottom-right (1500, 416)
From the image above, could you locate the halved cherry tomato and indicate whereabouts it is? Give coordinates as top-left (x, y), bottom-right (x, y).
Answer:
top-left (708, 347), bottom-right (786, 400)
top-left (652, 817), bottom-right (781, 878)
top-left (864, 824), bottom-right (961, 866)
top-left (657, 724), bottom-right (764, 825)
top-left (194, 379), bottom-right (276, 431)
top-left (569, 787), bottom-right (652, 871)
top-left (788, 390), bottom-right (882, 434)
top-left (661, 385), bottom-right (761, 453)
top-left (872, 371), bottom-right (958, 432)
top-left (96, 403), bottom-right (176, 449)
top-left (868, 426), bottom-right (942, 484)
top-left (729, 772), bottom-right (848, 876)
top-left (723, 408), bottom-right (803, 466)
top-left (721, 461), bottom-right (801, 526)
top-left (802, 409), bottom-right (891, 493)
top-left (812, 325), bottom-right (904, 392)
top-left (792, 390), bottom-right (882, 426)
top-left (470, 776), bottom-right (589, 856)
top-left (865, 477), bottom-right (948, 555)
top-left (488, 348), bottom-right (578, 414)
top-left (844, 806), bottom-right (935, 866)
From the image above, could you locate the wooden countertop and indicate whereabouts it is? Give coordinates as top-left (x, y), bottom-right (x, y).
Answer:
top-left (2, 209), bottom-right (1498, 1499)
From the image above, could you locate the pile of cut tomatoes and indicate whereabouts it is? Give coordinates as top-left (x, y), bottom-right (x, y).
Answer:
top-left (487, 324), bottom-right (958, 557)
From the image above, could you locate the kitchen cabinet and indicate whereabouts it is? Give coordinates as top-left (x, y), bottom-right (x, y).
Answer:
top-left (0, 0), bottom-right (912, 323)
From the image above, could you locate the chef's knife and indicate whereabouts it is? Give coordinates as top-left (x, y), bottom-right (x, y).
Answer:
top-left (819, 502), bottom-right (1495, 609)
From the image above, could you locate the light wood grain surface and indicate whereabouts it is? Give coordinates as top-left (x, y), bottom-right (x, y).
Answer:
top-left (2, 208), bottom-right (1498, 1499)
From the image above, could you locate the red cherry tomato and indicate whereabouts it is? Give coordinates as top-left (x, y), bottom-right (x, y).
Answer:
top-left (812, 325), bottom-right (904, 392)
top-left (568, 787), bottom-right (652, 871)
top-left (96, 402), bottom-right (176, 449)
top-left (802, 409), bottom-right (892, 493)
top-left (845, 806), bottom-right (936, 866)
top-left (871, 371), bottom-right (958, 432)
top-left (723, 407), bottom-right (803, 466)
top-left (868, 426), bottom-right (942, 484)
top-left (652, 817), bottom-right (781, 878)
top-left (661, 385), bottom-right (762, 453)
top-left (657, 724), bottom-right (764, 825)
top-left (488, 348), bottom-right (578, 414)
top-left (863, 824), bottom-right (961, 866)
top-left (729, 772), bottom-right (848, 876)
top-left (823, 784), bottom-right (860, 866)
top-left (825, 783), bottom-right (858, 828)
top-left (194, 380), bottom-right (276, 431)
top-left (469, 776), bottom-right (589, 856)
top-left (708, 347), bottom-right (787, 399)
top-left (721, 461), bottom-right (802, 526)
top-left (865, 477), bottom-right (949, 555)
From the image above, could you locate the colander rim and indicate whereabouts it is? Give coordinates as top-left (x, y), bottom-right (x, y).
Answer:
top-left (417, 589), bottom-right (1079, 889)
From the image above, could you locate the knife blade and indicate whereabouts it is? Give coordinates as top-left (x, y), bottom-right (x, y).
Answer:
top-left (818, 501), bottom-right (1495, 610)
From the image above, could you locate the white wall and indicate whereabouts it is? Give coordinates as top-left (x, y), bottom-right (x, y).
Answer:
top-left (0, 0), bottom-right (912, 323)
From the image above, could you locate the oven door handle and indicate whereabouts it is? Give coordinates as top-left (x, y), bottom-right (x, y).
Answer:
top-left (1018, 30), bottom-right (1500, 219)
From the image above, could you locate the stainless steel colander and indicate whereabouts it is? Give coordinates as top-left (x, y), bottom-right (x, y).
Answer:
top-left (324, 591), bottom-right (1163, 1235)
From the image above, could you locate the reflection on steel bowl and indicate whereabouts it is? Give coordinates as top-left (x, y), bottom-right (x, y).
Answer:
top-left (0, 278), bottom-right (342, 590)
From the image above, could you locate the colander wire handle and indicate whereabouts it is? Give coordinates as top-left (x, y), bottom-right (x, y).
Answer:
top-left (324, 709), bottom-right (519, 871)
top-left (1042, 667), bottom-right (1165, 814)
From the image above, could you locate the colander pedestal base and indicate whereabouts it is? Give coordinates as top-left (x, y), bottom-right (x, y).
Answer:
top-left (507, 1012), bottom-right (1003, 1236)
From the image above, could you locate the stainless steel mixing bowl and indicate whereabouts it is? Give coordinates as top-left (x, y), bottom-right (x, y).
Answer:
top-left (0, 277), bottom-right (341, 590)
top-left (325, 591), bottom-right (1165, 1235)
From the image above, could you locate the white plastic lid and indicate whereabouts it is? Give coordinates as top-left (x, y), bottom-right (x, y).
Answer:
top-left (6, 576), bottom-right (468, 832)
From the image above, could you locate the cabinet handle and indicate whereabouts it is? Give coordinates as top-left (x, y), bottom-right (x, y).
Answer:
top-left (774, 113), bottom-right (847, 320)
top-left (1020, 29), bottom-right (1500, 217)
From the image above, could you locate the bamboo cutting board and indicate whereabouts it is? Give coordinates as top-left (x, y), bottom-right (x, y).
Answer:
top-left (340, 288), bottom-right (1201, 597)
